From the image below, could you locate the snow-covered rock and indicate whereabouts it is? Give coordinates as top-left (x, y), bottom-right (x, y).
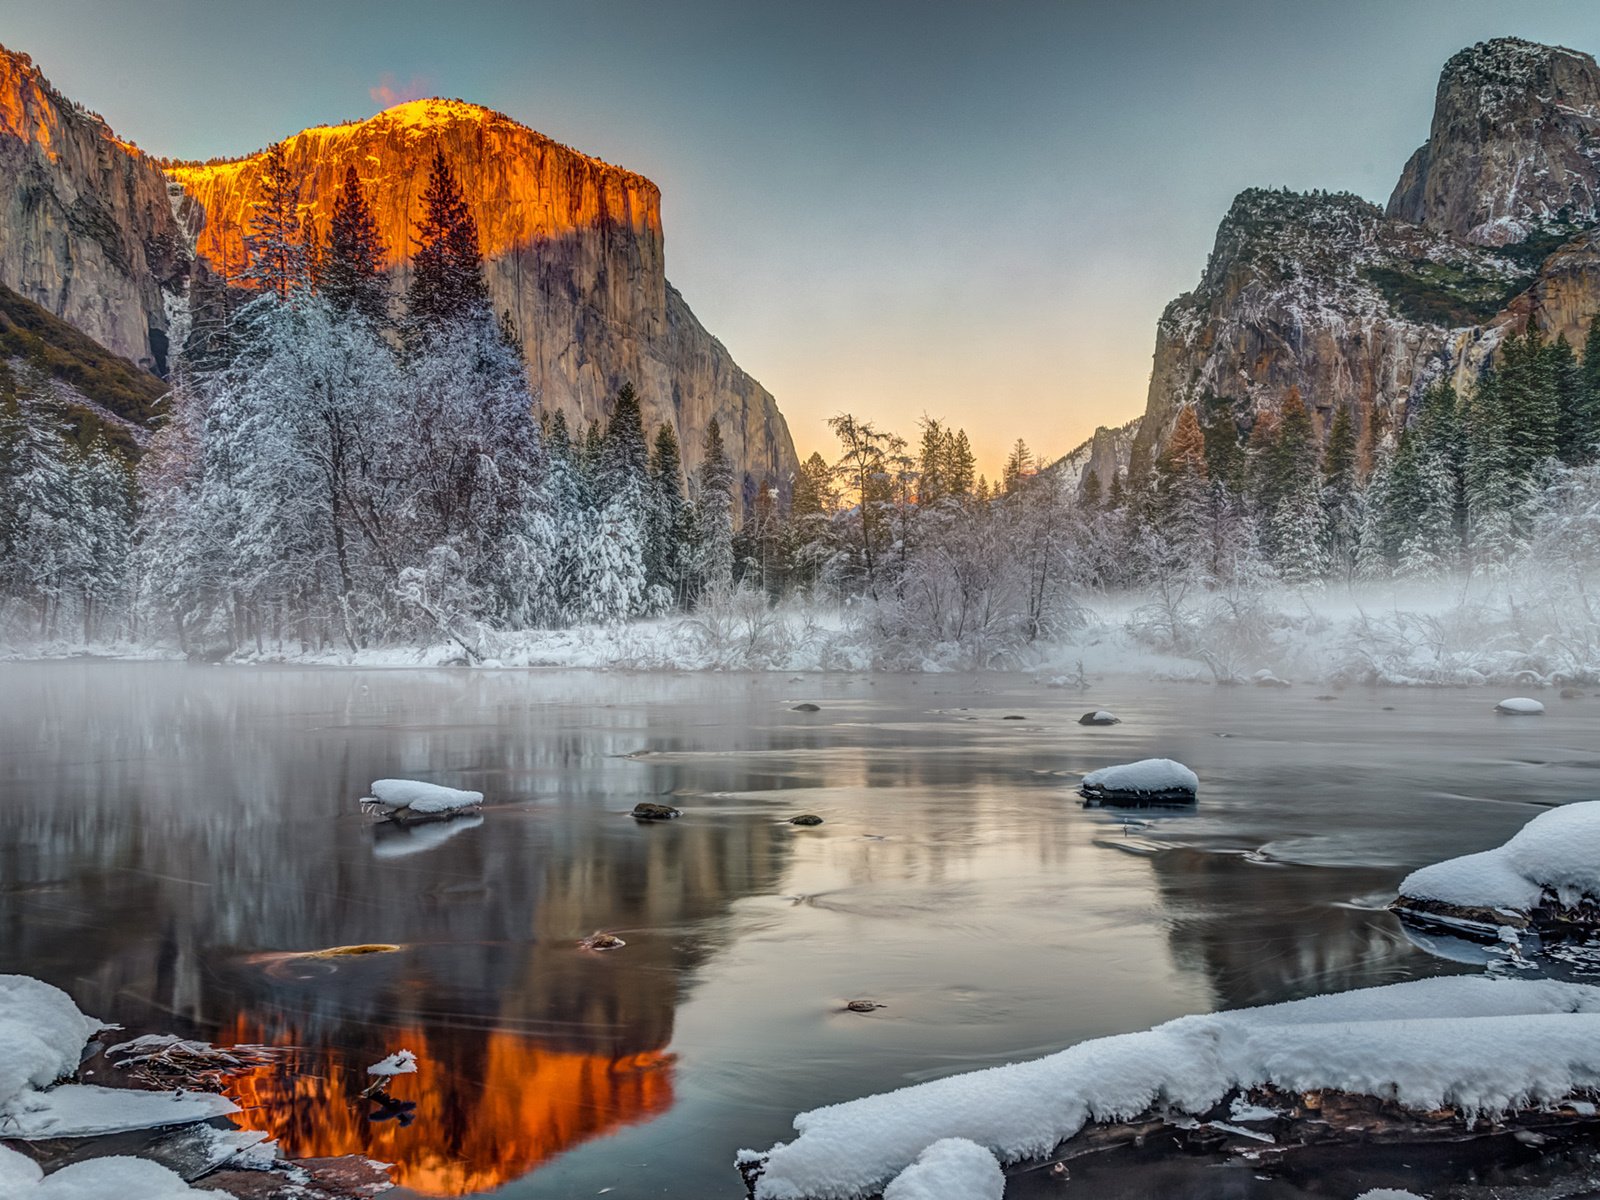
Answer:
top-left (881, 1139), bottom-right (1004, 1200)
top-left (1495, 696), bottom-right (1545, 715)
top-left (1077, 710), bottom-right (1120, 726)
top-left (0, 974), bottom-right (104, 1110)
top-left (740, 976), bottom-right (1600, 1200)
top-left (0, 1145), bottom-right (230, 1199)
top-left (1394, 801), bottom-right (1600, 934)
top-left (365, 778), bottom-right (482, 817)
top-left (1079, 758), bottom-right (1197, 804)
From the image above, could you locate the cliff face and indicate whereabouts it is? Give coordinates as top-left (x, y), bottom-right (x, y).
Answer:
top-left (165, 99), bottom-right (796, 485)
top-left (0, 44), bottom-right (188, 373)
top-left (1388, 38), bottom-right (1600, 245)
top-left (1130, 37), bottom-right (1600, 474)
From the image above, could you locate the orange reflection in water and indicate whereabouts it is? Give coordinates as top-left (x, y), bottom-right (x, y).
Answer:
top-left (220, 1018), bottom-right (674, 1196)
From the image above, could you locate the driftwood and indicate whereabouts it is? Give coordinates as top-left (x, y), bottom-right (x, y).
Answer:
top-left (1391, 887), bottom-right (1600, 941)
top-left (739, 1085), bottom-right (1600, 1200)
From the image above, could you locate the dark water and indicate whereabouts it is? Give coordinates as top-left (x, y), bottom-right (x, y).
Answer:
top-left (1, 662), bottom-right (1596, 1198)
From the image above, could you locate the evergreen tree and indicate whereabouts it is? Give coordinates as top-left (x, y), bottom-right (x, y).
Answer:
top-left (1199, 393), bottom-right (1247, 493)
top-left (1253, 392), bottom-right (1326, 581)
top-left (646, 422), bottom-right (689, 604)
top-left (693, 417), bottom-right (735, 598)
top-left (324, 166), bottom-right (389, 324)
top-left (1003, 438), bottom-right (1033, 493)
top-left (598, 383), bottom-right (649, 496)
top-left (1080, 468), bottom-right (1102, 509)
top-left (406, 149), bottom-right (491, 339)
top-left (242, 141), bottom-right (307, 300)
top-left (1577, 315), bottom-right (1600, 463)
top-left (917, 417), bottom-right (948, 505)
top-left (942, 428), bottom-right (976, 497)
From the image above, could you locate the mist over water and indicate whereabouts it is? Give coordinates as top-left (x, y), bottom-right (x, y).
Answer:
top-left (1, 662), bottom-right (1595, 1196)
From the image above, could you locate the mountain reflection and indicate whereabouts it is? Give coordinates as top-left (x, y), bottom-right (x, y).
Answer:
top-left (0, 664), bottom-right (795, 1192)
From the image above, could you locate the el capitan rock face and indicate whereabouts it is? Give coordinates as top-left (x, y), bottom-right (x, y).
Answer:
top-left (1388, 38), bottom-right (1600, 245)
top-left (0, 46), bottom-right (188, 374)
top-left (165, 98), bottom-right (796, 485)
top-left (1128, 37), bottom-right (1600, 472)
top-left (0, 46), bottom-right (795, 486)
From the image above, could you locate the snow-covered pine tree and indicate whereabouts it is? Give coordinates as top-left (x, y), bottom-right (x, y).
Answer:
top-left (693, 416), bottom-right (736, 600)
top-left (323, 165), bottom-right (390, 325)
top-left (241, 141), bottom-right (307, 300)
top-left (646, 422), bottom-right (689, 605)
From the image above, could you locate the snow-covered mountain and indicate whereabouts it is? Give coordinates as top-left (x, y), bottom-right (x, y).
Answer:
top-left (1128, 37), bottom-right (1600, 474)
top-left (0, 44), bottom-right (796, 487)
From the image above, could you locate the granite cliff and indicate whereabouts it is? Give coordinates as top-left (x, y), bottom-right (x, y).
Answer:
top-left (1125, 37), bottom-right (1600, 478)
top-left (0, 46), bottom-right (795, 487)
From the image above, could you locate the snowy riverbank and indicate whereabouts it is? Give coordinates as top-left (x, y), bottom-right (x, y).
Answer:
top-left (7, 576), bottom-right (1600, 687)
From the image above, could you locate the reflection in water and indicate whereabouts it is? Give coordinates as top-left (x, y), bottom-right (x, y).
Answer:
top-left (221, 1018), bottom-right (673, 1196)
top-left (5, 665), bottom-right (1600, 1196)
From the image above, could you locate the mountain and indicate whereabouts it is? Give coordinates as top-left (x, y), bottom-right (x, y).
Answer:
top-left (0, 45), bottom-right (796, 488)
top-left (0, 280), bottom-right (166, 454)
top-left (1125, 37), bottom-right (1600, 477)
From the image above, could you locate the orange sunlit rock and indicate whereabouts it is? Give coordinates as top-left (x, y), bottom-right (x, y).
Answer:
top-left (220, 1017), bottom-right (675, 1197)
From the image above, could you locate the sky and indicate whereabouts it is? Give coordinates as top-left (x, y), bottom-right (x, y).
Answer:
top-left (7, 0), bottom-right (1600, 478)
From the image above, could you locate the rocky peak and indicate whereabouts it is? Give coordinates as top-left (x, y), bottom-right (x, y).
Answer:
top-left (165, 97), bottom-right (791, 486)
top-left (0, 42), bottom-right (188, 373)
top-left (1387, 37), bottom-right (1600, 244)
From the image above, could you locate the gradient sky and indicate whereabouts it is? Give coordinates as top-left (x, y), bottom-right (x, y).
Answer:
top-left (7, 0), bottom-right (1600, 476)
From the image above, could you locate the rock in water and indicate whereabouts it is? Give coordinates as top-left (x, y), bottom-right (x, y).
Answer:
top-left (579, 931), bottom-right (626, 951)
top-left (792, 703), bottom-right (821, 712)
top-left (788, 814), bottom-right (824, 826)
top-left (1077, 710), bottom-right (1120, 726)
top-left (631, 802), bottom-right (681, 821)
top-left (364, 779), bottom-right (483, 821)
top-left (1495, 697), bottom-right (1546, 715)
top-left (1079, 758), bottom-right (1198, 806)
top-left (1393, 801), bottom-right (1600, 939)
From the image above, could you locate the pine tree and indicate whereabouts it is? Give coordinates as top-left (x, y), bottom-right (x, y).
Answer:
top-left (917, 417), bottom-right (948, 505)
top-left (693, 417), bottom-right (736, 598)
top-left (1577, 315), bottom-right (1600, 463)
top-left (1080, 468), bottom-right (1102, 509)
top-left (1551, 334), bottom-right (1583, 465)
top-left (1253, 392), bottom-right (1326, 580)
top-left (1199, 393), bottom-right (1247, 493)
top-left (324, 166), bottom-right (389, 324)
top-left (598, 383), bottom-right (649, 496)
top-left (1003, 438), bottom-right (1033, 493)
top-left (646, 422), bottom-right (689, 604)
top-left (942, 428), bottom-right (976, 498)
top-left (242, 141), bottom-right (307, 300)
top-left (406, 149), bottom-right (490, 339)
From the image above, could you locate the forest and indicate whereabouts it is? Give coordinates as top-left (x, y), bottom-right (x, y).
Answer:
top-left (5, 139), bottom-right (1600, 675)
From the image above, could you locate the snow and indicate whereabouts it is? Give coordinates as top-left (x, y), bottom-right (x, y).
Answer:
top-left (1495, 696), bottom-right (1545, 714)
top-left (743, 976), bottom-right (1600, 1200)
top-left (0, 974), bottom-right (104, 1110)
top-left (1355, 1193), bottom-right (1425, 1200)
top-left (0, 1145), bottom-right (231, 1199)
top-left (1080, 758), bottom-right (1198, 798)
top-left (880, 1139), bottom-right (1004, 1200)
top-left (367, 1049), bottom-right (418, 1077)
top-left (1398, 801), bottom-right (1600, 917)
top-left (367, 779), bottom-right (482, 814)
top-left (0, 1083), bottom-right (238, 1139)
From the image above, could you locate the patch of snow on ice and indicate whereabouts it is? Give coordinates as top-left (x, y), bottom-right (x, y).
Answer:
top-left (0, 1083), bottom-right (238, 1139)
top-left (745, 976), bottom-right (1600, 1200)
top-left (881, 1138), bottom-right (1004, 1200)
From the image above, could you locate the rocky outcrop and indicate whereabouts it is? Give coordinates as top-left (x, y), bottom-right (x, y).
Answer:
top-left (165, 98), bottom-right (796, 486)
top-left (1053, 418), bottom-right (1138, 496)
top-left (1388, 38), bottom-right (1600, 245)
top-left (0, 44), bottom-right (188, 374)
top-left (1131, 38), bottom-right (1600, 468)
top-left (1130, 189), bottom-right (1532, 465)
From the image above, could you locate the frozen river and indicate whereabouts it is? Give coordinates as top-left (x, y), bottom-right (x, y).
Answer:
top-left (1, 662), bottom-right (1596, 1197)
